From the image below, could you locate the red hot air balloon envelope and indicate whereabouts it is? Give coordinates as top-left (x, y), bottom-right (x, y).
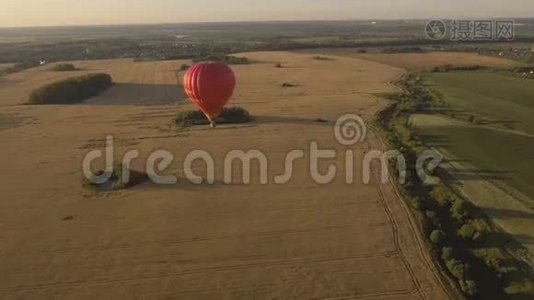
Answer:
top-left (183, 62), bottom-right (236, 127)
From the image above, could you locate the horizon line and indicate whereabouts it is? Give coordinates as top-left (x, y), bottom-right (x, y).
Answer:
top-left (1, 16), bottom-right (532, 30)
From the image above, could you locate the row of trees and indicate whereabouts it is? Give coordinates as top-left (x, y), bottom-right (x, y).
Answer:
top-left (192, 54), bottom-right (249, 65)
top-left (431, 65), bottom-right (484, 73)
top-left (29, 73), bottom-right (113, 104)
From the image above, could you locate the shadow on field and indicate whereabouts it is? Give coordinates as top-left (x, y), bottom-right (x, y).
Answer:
top-left (447, 169), bottom-right (510, 181)
top-left (443, 158), bottom-right (471, 164)
top-left (478, 119), bottom-right (521, 126)
top-left (430, 108), bottom-right (466, 114)
top-left (482, 231), bottom-right (534, 247)
top-left (481, 207), bottom-right (534, 220)
top-left (439, 167), bottom-right (511, 186)
top-left (417, 134), bottom-right (452, 147)
top-left (0, 114), bottom-right (30, 132)
top-left (132, 177), bottom-right (262, 191)
top-left (85, 83), bottom-right (186, 105)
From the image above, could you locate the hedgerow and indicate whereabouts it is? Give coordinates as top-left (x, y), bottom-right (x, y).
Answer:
top-left (29, 73), bottom-right (112, 104)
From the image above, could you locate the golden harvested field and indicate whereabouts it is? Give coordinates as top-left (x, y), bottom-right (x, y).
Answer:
top-left (0, 52), bottom-right (451, 298)
top-left (307, 50), bottom-right (520, 70)
top-left (0, 60), bottom-right (185, 106)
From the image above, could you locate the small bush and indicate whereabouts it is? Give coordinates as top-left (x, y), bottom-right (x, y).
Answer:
top-left (425, 210), bottom-right (440, 227)
top-left (431, 185), bottom-right (452, 207)
top-left (52, 63), bottom-right (77, 71)
top-left (472, 218), bottom-right (489, 231)
top-left (471, 219), bottom-right (489, 241)
top-left (221, 106), bottom-right (252, 122)
top-left (467, 114), bottom-right (477, 124)
top-left (175, 106), bottom-right (252, 127)
top-left (474, 248), bottom-right (505, 271)
top-left (451, 199), bottom-right (469, 221)
top-left (458, 224), bottom-right (477, 240)
top-left (460, 279), bottom-right (478, 296)
top-left (275, 63), bottom-right (283, 68)
top-left (311, 56), bottom-right (333, 61)
top-left (410, 196), bottom-right (423, 210)
top-left (29, 73), bottom-right (113, 104)
top-left (430, 229), bottom-right (446, 245)
top-left (281, 82), bottom-right (297, 88)
top-left (446, 258), bottom-right (467, 280)
top-left (83, 163), bottom-right (147, 191)
top-left (175, 109), bottom-right (206, 127)
top-left (441, 247), bottom-right (455, 261)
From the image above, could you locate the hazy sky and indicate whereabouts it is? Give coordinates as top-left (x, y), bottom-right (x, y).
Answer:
top-left (1, 0), bottom-right (532, 27)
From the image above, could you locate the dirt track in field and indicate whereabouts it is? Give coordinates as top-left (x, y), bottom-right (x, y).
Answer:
top-left (0, 52), bottom-right (451, 299)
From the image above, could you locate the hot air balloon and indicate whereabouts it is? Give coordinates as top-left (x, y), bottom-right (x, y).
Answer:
top-left (183, 62), bottom-right (236, 127)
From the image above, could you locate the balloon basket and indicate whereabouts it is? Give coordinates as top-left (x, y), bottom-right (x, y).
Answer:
top-left (206, 115), bottom-right (217, 128)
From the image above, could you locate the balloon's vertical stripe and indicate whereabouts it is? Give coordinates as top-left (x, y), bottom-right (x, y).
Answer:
top-left (190, 64), bottom-right (200, 101)
top-left (196, 64), bottom-right (207, 112)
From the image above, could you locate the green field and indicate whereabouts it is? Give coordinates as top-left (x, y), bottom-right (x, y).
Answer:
top-left (415, 123), bottom-right (534, 202)
top-left (425, 70), bottom-right (534, 134)
top-left (383, 70), bottom-right (534, 296)
top-left (418, 70), bottom-right (534, 200)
